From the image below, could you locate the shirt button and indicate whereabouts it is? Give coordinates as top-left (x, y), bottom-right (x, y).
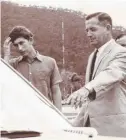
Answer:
top-left (29, 72), bottom-right (32, 75)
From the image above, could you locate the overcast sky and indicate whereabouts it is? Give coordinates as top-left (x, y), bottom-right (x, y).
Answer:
top-left (3, 0), bottom-right (126, 28)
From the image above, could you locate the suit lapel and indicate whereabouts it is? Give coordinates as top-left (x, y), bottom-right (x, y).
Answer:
top-left (85, 49), bottom-right (97, 83)
top-left (92, 41), bottom-right (114, 79)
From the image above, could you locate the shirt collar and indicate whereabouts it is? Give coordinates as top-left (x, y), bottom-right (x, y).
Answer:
top-left (35, 51), bottom-right (43, 62)
top-left (97, 39), bottom-right (115, 55)
top-left (20, 51), bottom-right (43, 63)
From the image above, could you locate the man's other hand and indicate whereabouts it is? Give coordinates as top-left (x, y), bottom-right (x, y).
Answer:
top-left (3, 37), bottom-right (12, 49)
top-left (66, 87), bottom-right (89, 108)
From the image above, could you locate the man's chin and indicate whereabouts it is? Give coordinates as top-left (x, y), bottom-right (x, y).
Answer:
top-left (90, 42), bottom-right (97, 46)
top-left (20, 52), bottom-right (27, 57)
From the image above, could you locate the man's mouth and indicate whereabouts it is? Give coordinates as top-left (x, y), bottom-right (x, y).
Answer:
top-left (89, 38), bottom-right (95, 42)
top-left (19, 51), bottom-right (25, 55)
top-left (89, 38), bottom-right (97, 43)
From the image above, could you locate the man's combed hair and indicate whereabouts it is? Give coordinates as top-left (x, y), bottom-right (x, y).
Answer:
top-left (9, 26), bottom-right (33, 43)
top-left (86, 12), bottom-right (112, 26)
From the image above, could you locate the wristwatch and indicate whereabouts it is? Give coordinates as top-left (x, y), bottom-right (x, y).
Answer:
top-left (88, 88), bottom-right (96, 101)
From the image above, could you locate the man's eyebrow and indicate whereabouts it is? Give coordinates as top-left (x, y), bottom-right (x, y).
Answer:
top-left (13, 43), bottom-right (18, 46)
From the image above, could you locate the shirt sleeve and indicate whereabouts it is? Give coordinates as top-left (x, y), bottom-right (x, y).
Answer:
top-left (50, 59), bottom-right (62, 86)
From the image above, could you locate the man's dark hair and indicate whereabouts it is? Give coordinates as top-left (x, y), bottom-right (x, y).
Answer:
top-left (115, 33), bottom-right (126, 41)
top-left (9, 26), bottom-right (33, 43)
top-left (86, 12), bottom-right (112, 26)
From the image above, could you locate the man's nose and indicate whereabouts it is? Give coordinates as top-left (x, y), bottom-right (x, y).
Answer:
top-left (87, 31), bottom-right (93, 37)
top-left (18, 45), bottom-right (23, 51)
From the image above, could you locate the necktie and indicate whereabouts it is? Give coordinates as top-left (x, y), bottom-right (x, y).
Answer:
top-left (88, 49), bottom-right (98, 101)
top-left (89, 49), bottom-right (98, 81)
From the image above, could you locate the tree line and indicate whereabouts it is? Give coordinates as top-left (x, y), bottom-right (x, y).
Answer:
top-left (1, 1), bottom-right (126, 96)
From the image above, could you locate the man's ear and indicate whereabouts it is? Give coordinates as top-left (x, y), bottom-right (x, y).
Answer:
top-left (106, 24), bottom-right (112, 31)
top-left (29, 37), bottom-right (34, 44)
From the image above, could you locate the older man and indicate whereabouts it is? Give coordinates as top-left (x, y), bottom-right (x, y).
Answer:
top-left (68, 12), bottom-right (126, 137)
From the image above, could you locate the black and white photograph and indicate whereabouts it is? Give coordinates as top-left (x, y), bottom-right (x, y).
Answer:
top-left (1, 0), bottom-right (126, 139)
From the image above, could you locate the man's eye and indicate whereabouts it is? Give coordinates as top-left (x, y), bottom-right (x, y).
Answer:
top-left (13, 44), bottom-right (18, 47)
top-left (19, 42), bottom-right (24, 45)
top-left (90, 28), bottom-right (97, 32)
top-left (86, 28), bottom-right (97, 32)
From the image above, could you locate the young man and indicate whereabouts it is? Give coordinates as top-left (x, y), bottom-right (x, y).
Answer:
top-left (67, 12), bottom-right (126, 137)
top-left (116, 33), bottom-right (126, 47)
top-left (3, 26), bottom-right (62, 111)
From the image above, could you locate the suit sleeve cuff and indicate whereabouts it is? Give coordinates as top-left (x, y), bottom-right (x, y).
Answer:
top-left (85, 83), bottom-right (94, 93)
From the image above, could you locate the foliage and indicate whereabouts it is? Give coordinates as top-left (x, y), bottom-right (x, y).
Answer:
top-left (112, 26), bottom-right (126, 39)
top-left (1, 1), bottom-right (90, 77)
top-left (1, 1), bottom-right (126, 96)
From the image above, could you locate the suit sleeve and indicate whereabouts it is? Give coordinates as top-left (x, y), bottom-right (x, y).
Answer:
top-left (85, 51), bottom-right (126, 95)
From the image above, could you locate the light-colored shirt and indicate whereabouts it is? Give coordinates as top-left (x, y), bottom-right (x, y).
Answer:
top-left (9, 52), bottom-right (62, 102)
